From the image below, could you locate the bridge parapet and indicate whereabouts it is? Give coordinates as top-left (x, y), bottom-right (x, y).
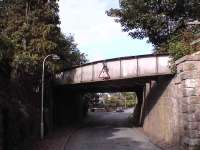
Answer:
top-left (56, 54), bottom-right (172, 85)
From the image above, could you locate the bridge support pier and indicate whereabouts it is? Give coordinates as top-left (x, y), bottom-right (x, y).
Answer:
top-left (133, 87), bottom-right (144, 126)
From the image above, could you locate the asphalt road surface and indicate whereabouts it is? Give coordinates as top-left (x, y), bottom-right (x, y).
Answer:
top-left (65, 111), bottom-right (161, 150)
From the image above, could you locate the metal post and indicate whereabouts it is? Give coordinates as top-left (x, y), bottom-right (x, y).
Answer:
top-left (92, 63), bottom-right (94, 81)
top-left (136, 57), bottom-right (139, 76)
top-left (41, 55), bottom-right (51, 140)
top-left (124, 97), bottom-right (126, 109)
top-left (119, 59), bottom-right (122, 78)
top-left (41, 54), bottom-right (60, 140)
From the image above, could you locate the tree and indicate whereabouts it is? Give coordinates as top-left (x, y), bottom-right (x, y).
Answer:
top-left (103, 92), bottom-right (137, 110)
top-left (1, 0), bottom-right (86, 78)
top-left (0, 0), bottom-right (86, 149)
top-left (107, 0), bottom-right (200, 54)
top-left (121, 92), bottom-right (137, 108)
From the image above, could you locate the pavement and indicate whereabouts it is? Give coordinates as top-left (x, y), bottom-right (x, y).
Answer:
top-left (65, 112), bottom-right (161, 150)
top-left (32, 110), bottom-right (161, 150)
top-left (31, 126), bottom-right (76, 150)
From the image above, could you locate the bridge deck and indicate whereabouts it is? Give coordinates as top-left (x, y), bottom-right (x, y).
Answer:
top-left (56, 54), bottom-right (172, 86)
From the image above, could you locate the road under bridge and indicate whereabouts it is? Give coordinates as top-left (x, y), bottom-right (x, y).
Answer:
top-left (52, 52), bottom-right (200, 149)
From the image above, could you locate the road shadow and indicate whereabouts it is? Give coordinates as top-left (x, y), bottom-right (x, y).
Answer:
top-left (65, 112), bottom-right (161, 150)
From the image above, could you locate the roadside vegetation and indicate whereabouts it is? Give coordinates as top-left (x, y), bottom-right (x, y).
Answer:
top-left (104, 92), bottom-right (137, 111)
top-left (0, 0), bottom-right (86, 149)
top-left (107, 0), bottom-right (200, 61)
top-left (88, 92), bottom-right (137, 112)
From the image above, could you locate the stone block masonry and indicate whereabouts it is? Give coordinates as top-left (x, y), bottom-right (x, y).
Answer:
top-left (176, 53), bottom-right (200, 150)
top-left (141, 52), bottom-right (200, 150)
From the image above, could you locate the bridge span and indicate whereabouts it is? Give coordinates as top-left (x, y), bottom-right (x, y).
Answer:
top-left (55, 54), bottom-right (172, 92)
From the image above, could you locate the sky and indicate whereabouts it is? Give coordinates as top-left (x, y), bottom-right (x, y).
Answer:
top-left (59, 0), bottom-right (154, 62)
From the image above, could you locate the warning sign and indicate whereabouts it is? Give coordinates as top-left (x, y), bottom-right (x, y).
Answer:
top-left (99, 62), bottom-right (110, 80)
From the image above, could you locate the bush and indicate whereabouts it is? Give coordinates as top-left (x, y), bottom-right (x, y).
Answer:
top-left (168, 31), bottom-right (196, 61)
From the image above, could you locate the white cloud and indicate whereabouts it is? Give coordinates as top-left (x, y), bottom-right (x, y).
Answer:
top-left (59, 0), bottom-right (126, 44)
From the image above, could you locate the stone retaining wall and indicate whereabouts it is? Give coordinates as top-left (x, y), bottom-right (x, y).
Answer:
top-left (176, 53), bottom-right (200, 150)
top-left (142, 76), bottom-right (181, 149)
top-left (142, 52), bottom-right (200, 150)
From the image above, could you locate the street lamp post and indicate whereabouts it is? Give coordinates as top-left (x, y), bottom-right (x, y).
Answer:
top-left (41, 54), bottom-right (60, 140)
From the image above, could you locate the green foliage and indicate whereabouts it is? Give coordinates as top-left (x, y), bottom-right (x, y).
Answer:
top-left (121, 92), bottom-right (137, 108)
top-left (0, 35), bottom-right (13, 61)
top-left (1, 0), bottom-right (86, 79)
top-left (0, 35), bottom-right (13, 76)
top-left (0, 1), bottom-right (87, 150)
top-left (107, 0), bottom-right (200, 54)
top-left (169, 40), bottom-right (191, 60)
top-left (168, 31), bottom-right (198, 60)
top-left (104, 92), bottom-right (137, 109)
top-left (104, 96), bottom-right (122, 109)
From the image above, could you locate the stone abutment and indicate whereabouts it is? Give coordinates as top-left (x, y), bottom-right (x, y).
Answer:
top-left (140, 52), bottom-right (200, 150)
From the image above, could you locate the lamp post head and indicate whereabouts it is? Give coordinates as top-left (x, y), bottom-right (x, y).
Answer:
top-left (51, 54), bottom-right (60, 60)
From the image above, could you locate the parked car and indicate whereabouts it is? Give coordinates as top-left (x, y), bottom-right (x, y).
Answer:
top-left (116, 107), bottom-right (124, 112)
top-left (90, 107), bottom-right (106, 112)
